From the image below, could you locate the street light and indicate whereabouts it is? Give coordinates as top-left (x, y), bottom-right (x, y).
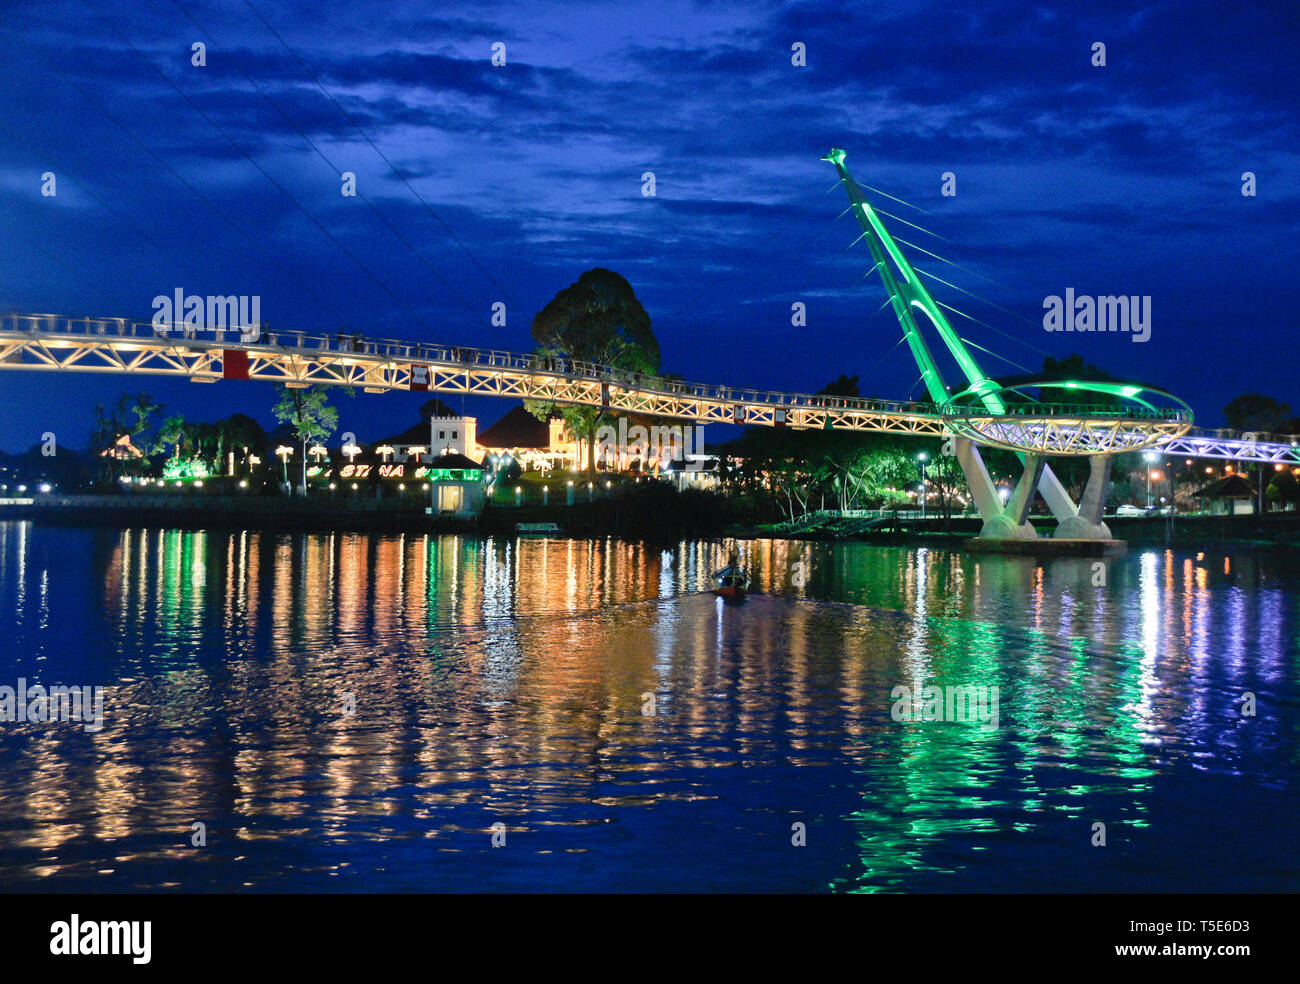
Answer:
top-left (1143, 451), bottom-right (1158, 508)
top-left (916, 452), bottom-right (928, 520)
top-left (275, 445), bottom-right (294, 488)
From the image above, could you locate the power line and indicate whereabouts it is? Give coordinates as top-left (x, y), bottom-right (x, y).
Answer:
top-left (0, 38), bottom-right (360, 331)
top-left (241, 0), bottom-right (519, 313)
top-left (169, 0), bottom-right (503, 341)
top-left (11, 233), bottom-right (135, 316)
top-left (74, 0), bottom-right (431, 334)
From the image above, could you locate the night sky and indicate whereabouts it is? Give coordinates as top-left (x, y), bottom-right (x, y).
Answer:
top-left (1, 0), bottom-right (1297, 451)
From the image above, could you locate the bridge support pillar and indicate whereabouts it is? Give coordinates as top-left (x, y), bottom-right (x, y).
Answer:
top-left (977, 453), bottom-right (1044, 540)
top-left (1053, 454), bottom-right (1115, 540)
top-left (955, 438), bottom-right (1041, 540)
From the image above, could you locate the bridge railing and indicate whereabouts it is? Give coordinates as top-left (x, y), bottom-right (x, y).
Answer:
top-left (940, 401), bottom-right (1194, 423)
top-left (3, 312), bottom-right (951, 420)
top-left (0, 313), bottom-right (1201, 430)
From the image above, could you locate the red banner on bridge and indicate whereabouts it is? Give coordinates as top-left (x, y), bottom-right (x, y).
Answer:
top-left (222, 350), bottom-right (250, 380)
top-left (409, 365), bottom-right (430, 391)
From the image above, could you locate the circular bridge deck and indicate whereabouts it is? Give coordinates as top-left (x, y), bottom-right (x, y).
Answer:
top-left (940, 404), bottom-right (1193, 456)
top-left (941, 378), bottom-right (1193, 456)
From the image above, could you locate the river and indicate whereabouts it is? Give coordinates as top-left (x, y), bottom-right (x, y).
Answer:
top-left (0, 522), bottom-right (1295, 891)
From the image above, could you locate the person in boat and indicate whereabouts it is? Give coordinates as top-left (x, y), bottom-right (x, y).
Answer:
top-left (712, 551), bottom-right (748, 589)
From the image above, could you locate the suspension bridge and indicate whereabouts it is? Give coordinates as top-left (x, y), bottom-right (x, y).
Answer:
top-left (1, 151), bottom-right (1292, 543)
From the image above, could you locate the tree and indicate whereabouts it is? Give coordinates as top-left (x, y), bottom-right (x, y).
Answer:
top-left (219, 413), bottom-right (268, 474)
top-left (88, 392), bottom-right (163, 482)
top-left (128, 393), bottom-right (159, 429)
top-left (1223, 393), bottom-right (1292, 435)
top-left (273, 385), bottom-right (339, 494)
top-left (1266, 470), bottom-right (1299, 510)
top-left (817, 374), bottom-right (861, 399)
top-left (526, 268), bottom-right (659, 478)
top-left (158, 414), bottom-right (188, 459)
top-left (88, 402), bottom-right (124, 484)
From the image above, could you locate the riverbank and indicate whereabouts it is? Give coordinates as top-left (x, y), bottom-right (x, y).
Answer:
top-left (4, 493), bottom-right (1298, 549)
top-left (0, 493), bottom-right (435, 533)
top-left (744, 511), bottom-right (1300, 551)
top-left (0, 486), bottom-right (744, 539)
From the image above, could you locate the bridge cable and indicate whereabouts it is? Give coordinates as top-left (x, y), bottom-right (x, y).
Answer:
top-left (856, 182), bottom-right (931, 215)
top-left (911, 266), bottom-right (1037, 328)
top-left (929, 294), bottom-right (1052, 359)
top-left (955, 335), bottom-right (1034, 375)
top-left (868, 206), bottom-right (950, 243)
top-left (854, 330), bottom-right (911, 386)
top-left (894, 236), bottom-right (1022, 295)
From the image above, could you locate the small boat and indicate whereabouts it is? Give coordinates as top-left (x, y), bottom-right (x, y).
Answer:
top-left (515, 522), bottom-right (562, 535)
top-left (711, 554), bottom-right (749, 602)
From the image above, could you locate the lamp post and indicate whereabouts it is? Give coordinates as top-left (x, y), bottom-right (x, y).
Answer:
top-left (1143, 451), bottom-right (1158, 508)
top-left (916, 452), bottom-right (928, 520)
top-left (275, 445), bottom-right (293, 489)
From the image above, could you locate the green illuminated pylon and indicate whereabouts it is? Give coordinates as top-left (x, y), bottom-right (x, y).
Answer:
top-left (825, 148), bottom-right (1105, 538)
top-left (822, 148), bottom-right (1004, 413)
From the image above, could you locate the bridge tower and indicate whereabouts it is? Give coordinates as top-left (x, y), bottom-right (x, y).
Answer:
top-left (823, 149), bottom-right (1113, 540)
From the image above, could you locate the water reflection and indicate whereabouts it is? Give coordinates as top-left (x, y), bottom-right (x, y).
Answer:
top-left (0, 522), bottom-right (1295, 892)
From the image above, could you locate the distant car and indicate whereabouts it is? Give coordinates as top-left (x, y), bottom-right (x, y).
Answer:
top-left (1115, 504), bottom-right (1149, 517)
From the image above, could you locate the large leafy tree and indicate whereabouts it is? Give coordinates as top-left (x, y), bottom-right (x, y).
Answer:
top-left (219, 413), bottom-right (268, 474)
top-left (1223, 393), bottom-right (1292, 434)
top-left (273, 385), bottom-right (339, 494)
top-left (525, 268), bottom-right (659, 477)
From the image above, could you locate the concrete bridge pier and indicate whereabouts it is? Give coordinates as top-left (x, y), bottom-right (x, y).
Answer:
top-left (1054, 454), bottom-right (1115, 540)
top-left (955, 437), bottom-right (1040, 540)
top-left (958, 438), bottom-right (1123, 552)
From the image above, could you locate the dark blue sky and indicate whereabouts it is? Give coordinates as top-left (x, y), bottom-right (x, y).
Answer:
top-left (1, 0), bottom-right (1297, 451)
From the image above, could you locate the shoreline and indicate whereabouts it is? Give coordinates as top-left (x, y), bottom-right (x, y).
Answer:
top-left (2, 494), bottom-right (1298, 550)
